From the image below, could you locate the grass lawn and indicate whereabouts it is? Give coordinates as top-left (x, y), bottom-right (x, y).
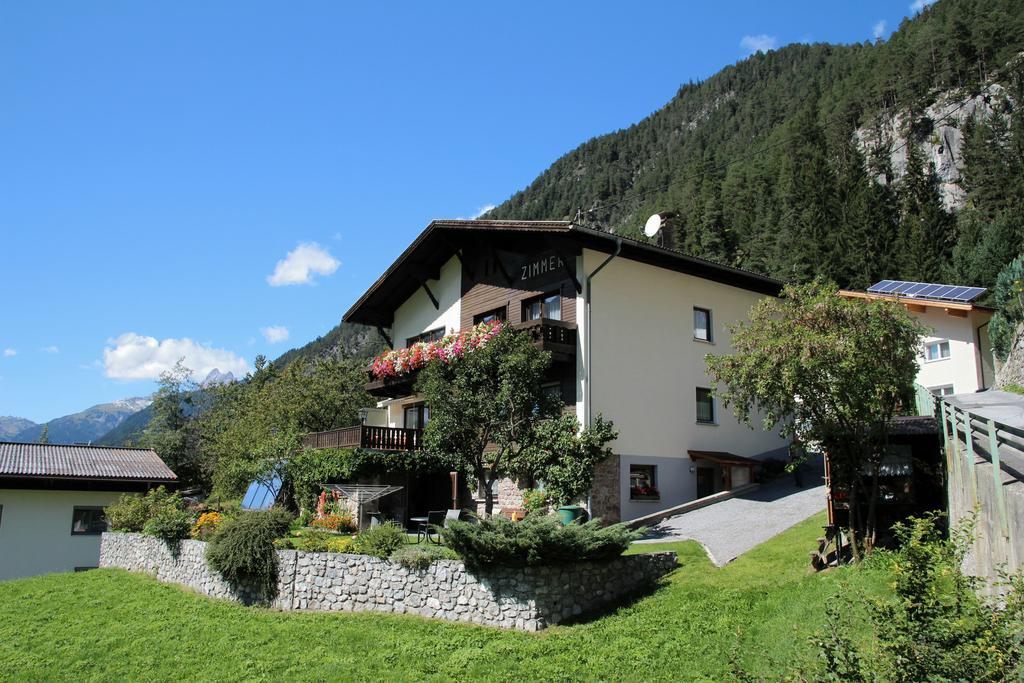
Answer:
top-left (0, 511), bottom-right (888, 681)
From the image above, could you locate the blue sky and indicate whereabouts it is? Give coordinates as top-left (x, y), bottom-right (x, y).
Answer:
top-left (0, 1), bottom-right (932, 423)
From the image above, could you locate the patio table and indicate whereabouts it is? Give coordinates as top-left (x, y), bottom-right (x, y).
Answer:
top-left (410, 516), bottom-right (429, 543)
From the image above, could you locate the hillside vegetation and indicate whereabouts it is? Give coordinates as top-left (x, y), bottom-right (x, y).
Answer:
top-left (487, 0), bottom-right (1024, 292)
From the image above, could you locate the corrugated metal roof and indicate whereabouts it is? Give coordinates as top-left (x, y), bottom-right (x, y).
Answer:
top-left (0, 442), bottom-right (177, 481)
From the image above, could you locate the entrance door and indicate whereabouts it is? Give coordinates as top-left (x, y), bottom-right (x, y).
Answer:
top-left (696, 467), bottom-right (716, 498)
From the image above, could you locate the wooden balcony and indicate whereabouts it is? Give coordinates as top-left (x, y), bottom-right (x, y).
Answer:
top-left (303, 424), bottom-right (424, 451)
top-left (512, 318), bottom-right (576, 362)
top-left (365, 319), bottom-right (577, 398)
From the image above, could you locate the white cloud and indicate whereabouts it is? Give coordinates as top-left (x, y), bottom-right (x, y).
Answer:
top-left (472, 204), bottom-right (496, 219)
top-left (740, 34), bottom-right (777, 55)
top-left (3, 348), bottom-right (16, 357)
top-left (873, 20), bottom-right (886, 39)
top-left (910, 0), bottom-right (935, 11)
top-left (266, 242), bottom-right (339, 286)
top-left (41, 345), bottom-right (59, 354)
top-left (103, 333), bottom-right (249, 381)
top-left (260, 326), bottom-right (290, 344)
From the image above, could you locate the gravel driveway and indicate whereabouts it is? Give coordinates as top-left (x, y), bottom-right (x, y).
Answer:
top-left (635, 456), bottom-right (827, 566)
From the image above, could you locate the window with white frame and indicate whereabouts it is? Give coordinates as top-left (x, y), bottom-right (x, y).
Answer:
top-left (930, 385), bottom-right (954, 397)
top-left (924, 340), bottom-right (950, 362)
top-left (693, 307), bottom-right (712, 342)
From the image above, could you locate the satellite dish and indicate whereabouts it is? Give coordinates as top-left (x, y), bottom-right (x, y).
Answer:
top-left (644, 213), bottom-right (664, 238)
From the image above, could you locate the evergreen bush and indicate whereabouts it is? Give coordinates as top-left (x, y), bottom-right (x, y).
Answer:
top-left (440, 515), bottom-right (641, 571)
top-left (142, 506), bottom-right (193, 545)
top-left (205, 508), bottom-right (294, 597)
top-left (390, 545), bottom-right (459, 570)
top-left (351, 522), bottom-right (407, 558)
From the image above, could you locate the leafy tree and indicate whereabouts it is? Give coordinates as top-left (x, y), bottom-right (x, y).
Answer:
top-left (416, 327), bottom-right (616, 517)
top-left (514, 414), bottom-right (618, 508)
top-left (705, 281), bottom-right (925, 560)
top-left (416, 328), bottom-right (560, 517)
top-left (141, 360), bottom-right (209, 489)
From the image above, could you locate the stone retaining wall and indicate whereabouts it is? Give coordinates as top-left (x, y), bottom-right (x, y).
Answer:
top-left (99, 533), bottom-right (676, 631)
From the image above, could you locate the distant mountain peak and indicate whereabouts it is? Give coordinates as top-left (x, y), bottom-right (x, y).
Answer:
top-left (200, 368), bottom-right (236, 387)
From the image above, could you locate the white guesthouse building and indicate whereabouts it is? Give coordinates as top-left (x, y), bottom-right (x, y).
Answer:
top-left (840, 280), bottom-right (996, 397)
top-left (306, 220), bottom-right (789, 523)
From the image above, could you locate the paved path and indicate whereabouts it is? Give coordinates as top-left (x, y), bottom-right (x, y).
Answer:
top-left (635, 456), bottom-right (827, 566)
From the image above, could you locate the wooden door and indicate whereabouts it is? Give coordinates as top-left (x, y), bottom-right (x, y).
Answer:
top-left (696, 468), bottom-right (715, 498)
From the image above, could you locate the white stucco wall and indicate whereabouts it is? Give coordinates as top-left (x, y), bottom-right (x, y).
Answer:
top-left (913, 307), bottom-right (993, 394)
top-left (391, 256), bottom-right (462, 349)
top-left (580, 249), bottom-right (788, 520)
top-left (0, 489), bottom-right (123, 581)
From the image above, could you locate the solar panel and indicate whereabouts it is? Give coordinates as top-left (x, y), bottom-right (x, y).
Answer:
top-left (867, 280), bottom-right (986, 303)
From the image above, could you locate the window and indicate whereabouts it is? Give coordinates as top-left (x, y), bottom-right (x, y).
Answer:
top-left (630, 465), bottom-right (659, 500)
top-left (696, 387), bottom-right (716, 424)
top-left (71, 507), bottom-right (107, 535)
top-left (930, 385), bottom-right (955, 397)
top-left (406, 327), bottom-right (444, 347)
top-left (693, 307), bottom-right (712, 342)
top-left (523, 292), bottom-right (562, 321)
top-left (403, 403), bottom-right (429, 430)
top-left (473, 306), bottom-right (507, 325)
top-left (924, 340), bottom-right (950, 362)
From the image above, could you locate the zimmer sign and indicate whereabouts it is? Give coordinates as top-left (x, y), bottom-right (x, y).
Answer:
top-left (520, 254), bottom-right (565, 282)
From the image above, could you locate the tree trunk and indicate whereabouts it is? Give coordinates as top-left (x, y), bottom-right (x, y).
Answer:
top-left (483, 478), bottom-right (495, 517)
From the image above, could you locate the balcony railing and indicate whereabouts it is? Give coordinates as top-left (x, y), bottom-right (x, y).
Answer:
top-left (512, 318), bottom-right (576, 360)
top-left (303, 424), bottom-right (424, 451)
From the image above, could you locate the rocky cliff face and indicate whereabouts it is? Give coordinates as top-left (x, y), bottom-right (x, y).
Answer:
top-left (856, 83), bottom-right (1010, 211)
top-left (996, 323), bottom-right (1024, 389)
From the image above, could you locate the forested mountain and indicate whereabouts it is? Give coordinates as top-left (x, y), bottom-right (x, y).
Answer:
top-left (486, 0), bottom-right (1024, 292)
top-left (3, 397), bottom-right (151, 445)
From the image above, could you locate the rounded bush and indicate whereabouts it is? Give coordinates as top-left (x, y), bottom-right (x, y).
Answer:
top-left (351, 522), bottom-right (406, 558)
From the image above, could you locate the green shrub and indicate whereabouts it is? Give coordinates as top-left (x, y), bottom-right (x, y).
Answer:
top-left (521, 488), bottom-right (550, 516)
top-left (805, 513), bottom-right (1024, 681)
top-left (142, 506), bottom-right (193, 545)
top-left (351, 522), bottom-right (406, 558)
top-left (390, 544), bottom-right (459, 570)
top-left (105, 486), bottom-right (182, 532)
top-left (205, 508), bottom-right (295, 597)
top-left (277, 530), bottom-right (355, 554)
top-left (440, 515), bottom-right (642, 571)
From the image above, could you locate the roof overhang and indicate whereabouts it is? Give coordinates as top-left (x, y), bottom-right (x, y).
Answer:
top-left (344, 220), bottom-right (782, 327)
top-left (687, 450), bottom-right (761, 467)
top-left (838, 289), bottom-right (994, 316)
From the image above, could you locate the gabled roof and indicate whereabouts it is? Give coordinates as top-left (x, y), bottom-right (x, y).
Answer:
top-left (0, 442), bottom-right (177, 482)
top-left (344, 219), bottom-right (782, 326)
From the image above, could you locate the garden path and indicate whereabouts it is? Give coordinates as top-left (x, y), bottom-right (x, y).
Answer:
top-left (636, 455), bottom-right (826, 566)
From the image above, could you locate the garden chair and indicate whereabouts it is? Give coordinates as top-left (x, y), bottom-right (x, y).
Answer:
top-left (444, 509), bottom-right (462, 527)
top-left (418, 510), bottom-right (446, 544)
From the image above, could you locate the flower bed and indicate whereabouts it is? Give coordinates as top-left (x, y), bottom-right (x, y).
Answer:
top-left (370, 320), bottom-right (502, 379)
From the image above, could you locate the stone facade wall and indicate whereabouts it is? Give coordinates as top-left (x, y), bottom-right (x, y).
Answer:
top-left (100, 532), bottom-right (675, 631)
top-left (590, 454), bottom-right (621, 523)
top-left (473, 476), bottom-right (529, 516)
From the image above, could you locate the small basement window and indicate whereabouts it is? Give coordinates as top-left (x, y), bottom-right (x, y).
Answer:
top-left (924, 340), bottom-right (950, 362)
top-left (71, 507), bottom-right (107, 535)
top-left (630, 465), bottom-right (659, 500)
top-left (696, 387), bottom-right (716, 424)
top-left (693, 307), bottom-right (712, 342)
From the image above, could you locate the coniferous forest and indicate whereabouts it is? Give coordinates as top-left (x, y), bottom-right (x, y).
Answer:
top-left (486, 0), bottom-right (1024, 293)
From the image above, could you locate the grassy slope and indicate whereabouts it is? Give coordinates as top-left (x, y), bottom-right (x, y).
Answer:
top-left (0, 512), bottom-right (887, 681)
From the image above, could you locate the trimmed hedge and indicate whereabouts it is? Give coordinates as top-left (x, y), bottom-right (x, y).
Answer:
top-left (440, 515), bottom-right (642, 571)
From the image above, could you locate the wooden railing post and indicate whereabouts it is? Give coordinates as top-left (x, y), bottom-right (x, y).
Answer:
top-left (963, 409), bottom-right (977, 503)
top-left (986, 418), bottom-right (1010, 538)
